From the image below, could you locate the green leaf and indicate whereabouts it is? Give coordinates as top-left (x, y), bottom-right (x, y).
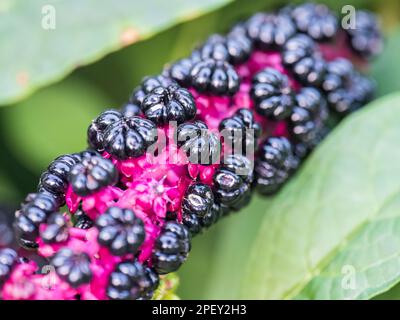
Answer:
top-left (0, 0), bottom-right (233, 105)
top-left (0, 76), bottom-right (111, 173)
top-left (241, 92), bottom-right (400, 300)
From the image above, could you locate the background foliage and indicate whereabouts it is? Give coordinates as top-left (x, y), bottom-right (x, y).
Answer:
top-left (1, 0), bottom-right (400, 299)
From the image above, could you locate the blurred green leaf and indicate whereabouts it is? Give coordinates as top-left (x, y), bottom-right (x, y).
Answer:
top-left (0, 76), bottom-right (111, 173)
top-left (372, 28), bottom-right (400, 96)
top-left (153, 273), bottom-right (180, 300)
top-left (201, 197), bottom-right (270, 299)
top-left (0, 0), bottom-right (233, 105)
top-left (241, 92), bottom-right (400, 299)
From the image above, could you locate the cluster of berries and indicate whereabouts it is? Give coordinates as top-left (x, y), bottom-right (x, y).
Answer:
top-left (0, 3), bottom-right (382, 300)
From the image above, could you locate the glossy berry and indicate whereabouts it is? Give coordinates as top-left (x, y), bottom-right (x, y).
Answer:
top-left (121, 102), bottom-right (142, 118)
top-left (14, 192), bottom-right (59, 249)
top-left (107, 261), bottom-right (159, 300)
top-left (40, 212), bottom-right (69, 244)
top-left (219, 108), bottom-right (262, 150)
top-left (245, 13), bottom-right (296, 50)
top-left (176, 121), bottom-right (221, 165)
top-left (163, 52), bottom-right (201, 87)
top-left (255, 137), bottom-right (299, 195)
top-left (51, 248), bottom-right (92, 288)
top-left (88, 110), bottom-right (158, 160)
top-left (0, 248), bottom-right (18, 287)
top-left (182, 199), bottom-right (224, 235)
top-left (195, 33), bottom-right (252, 65)
top-left (282, 34), bottom-right (326, 86)
top-left (68, 153), bottom-right (118, 197)
top-left (189, 58), bottom-right (240, 96)
top-left (74, 211), bottom-right (94, 230)
top-left (213, 154), bottom-right (253, 211)
top-left (251, 68), bottom-right (294, 120)
top-left (95, 207), bottom-right (145, 256)
top-left (322, 58), bottom-right (375, 114)
top-left (181, 183), bottom-right (214, 234)
top-left (38, 154), bottom-right (81, 205)
top-left (288, 3), bottom-right (338, 41)
top-left (141, 84), bottom-right (197, 125)
top-left (346, 10), bottom-right (383, 59)
top-left (289, 87), bottom-right (329, 151)
top-left (129, 75), bottom-right (175, 112)
top-left (152, 221), bottom-right (191, 274)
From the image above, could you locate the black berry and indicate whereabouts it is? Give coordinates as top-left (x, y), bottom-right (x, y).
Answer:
top-left (14, 192), bottom-right (59, 249)
top-left (129, 75), bottom-right (175, 112)
top-left (254, 137), bottom-right (299, 195)
top-left (163, 52), bottom-right (201, 87)
top-left (182, 183), bottom-right (215, 235)
top-left (219, 108), bottom-right (262, 150)
top-left (345, 10), bottom-right (383, 59)
top-left (38, 154), bottom-right (81, 205)
top-left (189, 58), bottom-right (240, 96)
top-left (107, 261), bottom-right (159, 300)
top-left (88, 110), bottom-right (158, 160)
top-left (195, 33), bottom-right (252, 65)
top-left (51, 248), bottom-right (92, 288)
top-left (74, 210), bottom-right (94, 230)
top-left (152, 221), bottom-right (191, 274)
top-left (213, 154), bottom-right (253, 211)
top-left (289, 87), bottom-right (329, 152)
top-left (245, 13), bottom-right (296, 50)
top-left (121, 102), bottom-right (142, 118)
top-left (95, 207), bottom-right (145, 256)
top-left (68, 153), bottom-right (118, 197)
top-left (141, 84), bottom-right (197, 125)
top-left (282, 34), bottom-right (327, 86)
top-left (40, 212), bottom-right (69, 244)
top-left (176, 121), bottom-right (221, 165)
top-left (251, 68), bottom-right (294, 120)
top-left (287, 3), bottom-right (338, 41)
top-left (0, 248), bottom-right (18, 287)
top-left (322, 58), bottom-right (375, 114)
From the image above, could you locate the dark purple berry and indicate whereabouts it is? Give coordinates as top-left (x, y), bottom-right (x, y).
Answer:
top-left (213, 154), bottom-right (253, 211)
top-left (14, 192), bottom-right (59, 249)
top-left (95, 207), bottom-right (145, 256)
top-left (0, 248), bottom-right (18, 287)
top-left (289, 87), bottom-right (329, 152)
top-left (152, 221), bottom-right (191, 274)
top-left (219, 108), bottom-right (262, 150)
top-left (176, 121), bottom-right (221, 165)
top-left (107, 261), bottom-right (158, 300)
top-left (88, 110), bottom-right (158, 160)
top-left (255, 137), bottom-right (299, 195)
top-left (40, 212), bottom-right (69, 244)
top-left (322, 58), bottom-right (375, 114)
top-left (182, 183), bottom-right (214, 235)
top-left (51, 248), bottom-right (92, 288)
top-left (282, 34), bottom-right (327, 86)
top-left (129, 75), bottom-right (176, 112)
top-left (67, 153), bottom-right (118, 197)
top-left (189, 59), bottom-right (240, 96)
top-left (288, 3), bottom-right (338, 41)
top-left (121, 102), bottom-right (142, 118)
top-left (74, 211), bottom-right (94, 230)
top-left (251, 68), bottom-right (294, 120)
top-left (245, 13), bottom-right (296, 50)
top-left (141, 84), bottom-right (197, 125)
top-left (345, 10), bottom-right (383, 59)
top-left (195, 33), bottom-right (252, 65)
